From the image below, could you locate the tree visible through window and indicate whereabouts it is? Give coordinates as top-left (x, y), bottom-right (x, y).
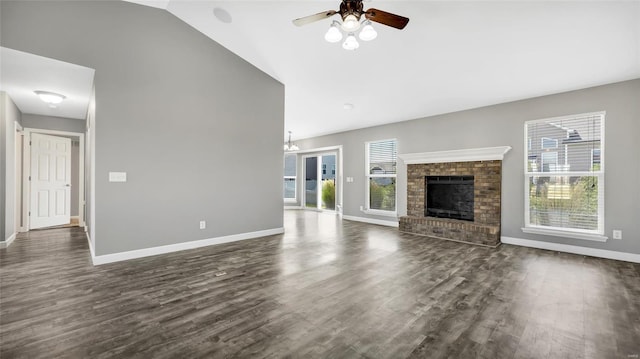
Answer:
top-left (525, 112), bottom-right (604, 236)
top-left (366, 139), bottom-right (397, 213)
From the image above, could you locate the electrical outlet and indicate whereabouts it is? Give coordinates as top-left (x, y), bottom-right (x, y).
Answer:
top-left (613, 230), bottom-right (622, 240)
top-left (199, 220), bottom-right (206, 230)
top-left (359, 205), bottom-right (364, 211)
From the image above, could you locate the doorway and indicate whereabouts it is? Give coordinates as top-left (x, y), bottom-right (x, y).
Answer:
top-left (304, 153), bottom-right (337, 211)
top-left (22, 128), bottom-right (85, 230)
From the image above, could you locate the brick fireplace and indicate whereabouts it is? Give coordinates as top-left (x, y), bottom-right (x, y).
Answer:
top-left (398, 147), bottom-right (511, 247)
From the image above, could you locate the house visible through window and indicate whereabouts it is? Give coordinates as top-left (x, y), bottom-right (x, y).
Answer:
top-left (366, 139), bottom-right (397, 214)
top-left (524, 112), bottom-right (605, 239)
top-left (284, 154), bottom-right (296, 202)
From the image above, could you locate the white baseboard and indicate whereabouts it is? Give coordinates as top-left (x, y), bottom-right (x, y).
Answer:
top-left (284, 206), bottom-right (303, 210)
top-left (91, 227), bottom-right (285, 266)
top-left (0, 233), bottom-right (17, 249)
top-left (501, 236), bottom-right (640, 264)
top-left (343, 215), bottom-right (399, 228)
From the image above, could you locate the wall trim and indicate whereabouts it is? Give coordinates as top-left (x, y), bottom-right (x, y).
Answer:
top-left (399, 146), bottom-right (512, 164)
top-left (91, 227), bottom-right (285, 265)
top-left (501, 236), bottom-right (640, 264)
top-left (343, 215), bottom-right (399, 228)
top-left (0, 233), bottom-right (17, 249)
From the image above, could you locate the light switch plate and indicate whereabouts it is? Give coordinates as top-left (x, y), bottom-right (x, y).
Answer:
top-left (109, 172), bottom-right (127, 182)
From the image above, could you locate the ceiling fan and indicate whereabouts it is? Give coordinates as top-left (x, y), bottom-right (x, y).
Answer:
top-left (293, 0), bottom-right (409, 50)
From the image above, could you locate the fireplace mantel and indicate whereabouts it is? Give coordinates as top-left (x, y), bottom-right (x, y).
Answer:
top-left (398, 146), bottom-right (512, 164)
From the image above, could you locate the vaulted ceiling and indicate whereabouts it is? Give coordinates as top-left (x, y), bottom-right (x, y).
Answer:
top-left (128, 1), bottom-right (639, 141)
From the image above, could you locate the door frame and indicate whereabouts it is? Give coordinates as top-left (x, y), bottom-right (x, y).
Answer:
top-left (22, 128), bottom-right (85, 231)
top-left (299, 145), bottom-right (343, 214)
top-left (15, 121), bottom-right (24, 232)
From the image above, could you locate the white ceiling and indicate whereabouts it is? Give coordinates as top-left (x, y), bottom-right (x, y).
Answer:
top-left (128, 1), bottom-right (640, 141)
top-left (0, 47), bottom-right (95, 120)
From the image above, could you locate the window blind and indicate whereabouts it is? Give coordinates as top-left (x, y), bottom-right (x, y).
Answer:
top-left (369, 139), bottom-right (397, 174)
top-left (284, 154), bottom-right (296, 177)
top-left (525, 113), bottom-right (604, 234)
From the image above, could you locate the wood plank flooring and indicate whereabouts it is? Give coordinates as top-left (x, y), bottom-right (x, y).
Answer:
top-left (1, 210), bottom-right (639, 358)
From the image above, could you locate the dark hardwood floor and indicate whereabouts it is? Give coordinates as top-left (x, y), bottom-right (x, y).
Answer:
top-left (1, 210), bottom-right (639, 358)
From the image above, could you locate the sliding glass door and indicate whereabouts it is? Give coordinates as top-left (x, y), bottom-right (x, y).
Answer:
top-left (304, 153), bottom-right (337, 211)
top-left (305, 157), bottom-right (318, 208)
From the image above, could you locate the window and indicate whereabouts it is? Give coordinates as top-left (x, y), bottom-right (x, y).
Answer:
top-left (541, 137), bottom-right (558, 149)
top-left (524, 112), bottom-right (605, 240)
top-left (284, 154), bottom-right (296, 202)
top-left (366, 139), bottom-right (397, 214)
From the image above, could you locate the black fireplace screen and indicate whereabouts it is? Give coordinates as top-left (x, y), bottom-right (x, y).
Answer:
top-left (425, 175), bottom-right (474, 221)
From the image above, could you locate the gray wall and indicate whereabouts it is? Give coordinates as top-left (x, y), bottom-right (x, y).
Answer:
top-left (0, 92), bottom-right (23, 242)
top-left (1, 1), bottom-right (285, 255)
top-left (296, 79), bottom-right (640, 255)
top-left (22, 114), bottom-right (85, 134)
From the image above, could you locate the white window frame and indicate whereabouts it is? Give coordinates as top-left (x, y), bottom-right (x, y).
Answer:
top-left (522, 111), bottom-right (606, 241)
top-left (364, 138), bottom-right (397, 217)
top-left (590, 148), bottom-right (601, 170)
top-left (283, 153), bottom-right (297, 203)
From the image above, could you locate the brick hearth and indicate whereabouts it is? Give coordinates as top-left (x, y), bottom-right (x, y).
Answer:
top-left (399, 160), bottom-right (503, 247)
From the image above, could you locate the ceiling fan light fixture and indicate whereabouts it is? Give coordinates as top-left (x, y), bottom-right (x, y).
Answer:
top-left (342, 33), bottom-right (360, 50)
top-left (359, 21), bottom-right (377, 41)
top-left (34, 90), bottom-right (66, 105)
top-left (324, 21), bottom-right (343, 43)
top-left (341, 14), bottom-right (361, 32)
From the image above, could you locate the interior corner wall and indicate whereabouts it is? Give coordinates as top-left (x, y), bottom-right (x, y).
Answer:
top-left (0, 91), bottom-right (23, 242)
top-left (1, 1), bottom-right (284, 255)
top-left (295, 79), bottom-right (640, 256)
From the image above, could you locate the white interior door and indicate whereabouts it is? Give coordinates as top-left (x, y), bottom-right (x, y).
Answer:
top-left (30, 133), bottom-right (72, 229)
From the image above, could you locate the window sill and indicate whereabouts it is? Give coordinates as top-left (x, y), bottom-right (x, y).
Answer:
top-left (362, 209), bottom-right (397, 218)
top-left (521, 227), bottom-right (608, 242)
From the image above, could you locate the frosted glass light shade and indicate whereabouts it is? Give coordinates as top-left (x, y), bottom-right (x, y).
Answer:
top-left (342, 33), bottom-right (359, 50)
top-left (324, 24), bottom-right (343, 43)
top-left (359, 23), bottom-right (377, 41)
top-left (34, 90), bottom-right (65, 104)
top-left (341, 14), bottom-right (360, 32)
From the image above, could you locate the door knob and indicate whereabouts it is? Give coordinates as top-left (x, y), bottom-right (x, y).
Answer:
top-left (65, 184), bottom-right (70, 187)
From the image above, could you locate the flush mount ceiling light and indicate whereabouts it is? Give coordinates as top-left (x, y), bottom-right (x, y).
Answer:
top-left (34, 90), bottom-right (66, 108)
top-left (284, 131), bottom-right (299, 151)
top-left (293, 0), bottom-right (409, 51)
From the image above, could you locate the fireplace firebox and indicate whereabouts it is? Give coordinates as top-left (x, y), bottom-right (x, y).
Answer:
top-left (425, 175), bottom-right (474, 221)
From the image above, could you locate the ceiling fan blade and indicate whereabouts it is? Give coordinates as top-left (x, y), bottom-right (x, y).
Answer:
top-left (364, 8), bottom-right (409, 30)
top-left (293, 10), bottom-right (337, 27)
